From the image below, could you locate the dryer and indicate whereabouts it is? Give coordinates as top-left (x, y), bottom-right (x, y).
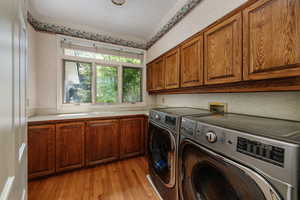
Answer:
top-left (179, 113), bottom-right (300, 200)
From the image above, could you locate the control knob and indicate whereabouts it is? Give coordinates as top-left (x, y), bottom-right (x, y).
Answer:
top-left (206, 132), bottom-right (217, 143)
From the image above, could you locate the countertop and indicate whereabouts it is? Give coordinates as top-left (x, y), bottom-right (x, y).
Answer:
top-left (28, 110), bottom-right (149, 123)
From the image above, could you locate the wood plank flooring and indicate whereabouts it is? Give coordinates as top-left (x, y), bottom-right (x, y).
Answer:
top-left (28, 157), bottom-right (160, 200)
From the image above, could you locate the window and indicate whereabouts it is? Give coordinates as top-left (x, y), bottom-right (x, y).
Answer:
top-left (64, 48), bottom-right (142, 64)
top-left (64, 60), bottom-right (92, 103)
top-left (96, 65), bottom-right (118, 103)
top-left (123, 67), bottom-right (142, 103)
top-left (61, 41), bottom-right (144, 105)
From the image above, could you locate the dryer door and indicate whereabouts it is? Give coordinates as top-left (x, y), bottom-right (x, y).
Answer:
top-left (179, 141), bottom-right (282, 200)
top-left (148, 122), bottom-right (176, 188)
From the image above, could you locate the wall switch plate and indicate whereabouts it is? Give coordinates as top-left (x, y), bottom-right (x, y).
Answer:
top-left (209, 102), bottom-right (227, 113)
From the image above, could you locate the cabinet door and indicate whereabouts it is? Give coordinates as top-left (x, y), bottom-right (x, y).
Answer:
top-left (153, 57), bottom-right (165, 90)
top-left (147, 63), bottom-right (152, 91)
top-left (243, 0), bottom-right (300, 80)
top-left (204, 13), bottom-right (242, 85)
top-left (28, 125), bottom-right (55, 179)
top-left (55, 122), bottom-right (85, 172)
top-left (120, 117), bottom-right (144, 159)
top-left (180, 35), bottom-right (204, 87)
top-left (86, 120), bottom-right (119, 166)
top-left (147, 63), bottom-right (155, 91)
top-left (165, 48), bottom-right (180, 89)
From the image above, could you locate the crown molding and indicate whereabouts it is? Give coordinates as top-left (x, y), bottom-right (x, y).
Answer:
top-left (27, 12), bottom-right (147, 49)
top-left (146, 0), bottom-right (201, 48)
top-left (27, 0), bottom-right (202, 50)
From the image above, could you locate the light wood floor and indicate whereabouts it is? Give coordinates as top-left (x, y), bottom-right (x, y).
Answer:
top-left (28, 157), bottom-right (160, 200)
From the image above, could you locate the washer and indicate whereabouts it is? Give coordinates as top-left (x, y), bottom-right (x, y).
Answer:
top-left (179, 113), bottom-right (300, 200)
top-left (148, 107), bottom-right (214, 200)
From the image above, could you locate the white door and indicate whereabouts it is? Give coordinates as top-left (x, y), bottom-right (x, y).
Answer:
top-left (0, 0), bottom-right (28, 199)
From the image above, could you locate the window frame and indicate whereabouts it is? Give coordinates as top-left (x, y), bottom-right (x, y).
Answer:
top-left (57, 37), bottom-right (146, 110)
top-left (63, 59), bottom-right (93, 104)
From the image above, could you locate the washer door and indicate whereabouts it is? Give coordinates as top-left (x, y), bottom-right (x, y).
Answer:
top-left (179, 141), bottom-right (282, 200)
top-left (148, 122), bottom-right (176, 188)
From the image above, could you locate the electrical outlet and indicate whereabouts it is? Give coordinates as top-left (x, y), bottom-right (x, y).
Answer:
top-left (209, 102), bottom-right (227, 113)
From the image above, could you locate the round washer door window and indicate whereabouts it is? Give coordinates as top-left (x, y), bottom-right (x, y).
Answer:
top-left (148, 123), bottom-right (175, 185)
top-left (180, 144), bottom-right (267, 200)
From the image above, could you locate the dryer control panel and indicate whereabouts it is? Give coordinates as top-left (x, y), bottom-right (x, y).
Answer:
top-left (237, 137), bottom-right (285, 167)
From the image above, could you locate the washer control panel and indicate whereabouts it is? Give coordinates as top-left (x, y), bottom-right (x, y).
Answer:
top-left (237, 137), bottom-right (285, 167)
top-left (150, 111), bottom-right (163, 122)
top-left (150, 110), bottom-right (178, 131)
top-left (181, 118), bottom-right (196, 136)
top-left (165, 116), bottom-right (177, 127)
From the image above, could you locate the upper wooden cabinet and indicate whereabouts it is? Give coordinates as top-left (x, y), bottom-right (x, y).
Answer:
top-left (180, 35), bottom-right (204, 87)
top-left (243, 0), bottom-right (300, 80)
top-left (147, 63), bottom-right (154, 91)
top-left (152, 57), bottom-right (165, 90)
top-left (120, 117), bottom-right (145, 159)
top-left (145, 0), bottom-right (300, 94)
top-left (204, 12), bottom-right (242, 85)
top-left (55, 122), bottom-right (85, 172)
top-left (28, 125), bottom-right (55, 179)
top-left (165, 48), bottom-right (180, 89)
top-left (86, 120), bottom-right (120, 166)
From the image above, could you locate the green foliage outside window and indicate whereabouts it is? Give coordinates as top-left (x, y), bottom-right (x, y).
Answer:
top-left (122, 67), bottom-right (142, 103)
top-left (96, 65), bottom-right (118, 103)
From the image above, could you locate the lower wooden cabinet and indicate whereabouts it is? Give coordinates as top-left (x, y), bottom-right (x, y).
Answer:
top-left (28, 115), bottom-right (147, 179)
top-left (55, 122), bottom-right (85, 172)
top-left (120, 117), bottom-right (144, 158)
top-left (28, 125), bottom-right (55, 179)
top-left (85, 120), bottom-right (120, 166)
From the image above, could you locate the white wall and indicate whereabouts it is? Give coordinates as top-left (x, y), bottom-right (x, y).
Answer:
top-left (147, 0), bottom-right (300, 121)
top-left (35, 31), bottom-right (58, 113)
top-left (157, 93), bottom-right (300, 121)
top-left (28, 25), bottom-right (37, 116)
top-left (28, 28), bottom-right (58, 114)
